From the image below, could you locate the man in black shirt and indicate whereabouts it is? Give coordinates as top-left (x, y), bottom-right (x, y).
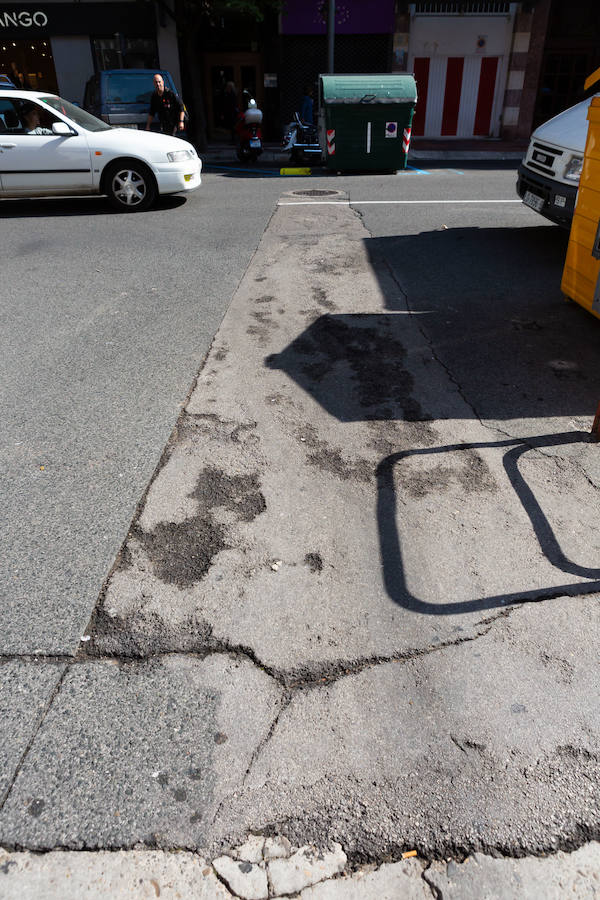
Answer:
top-left (146, 74), bottom-right (185, 136)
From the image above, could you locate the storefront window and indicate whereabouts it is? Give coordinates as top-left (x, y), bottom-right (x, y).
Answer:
top-left (91, 36), bottom-right (158, 71)
top-left (0, 39), bottom-right (58, 93)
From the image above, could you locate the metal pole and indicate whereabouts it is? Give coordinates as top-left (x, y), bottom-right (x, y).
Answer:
top-left (327, 0), bottom-right (335, 73)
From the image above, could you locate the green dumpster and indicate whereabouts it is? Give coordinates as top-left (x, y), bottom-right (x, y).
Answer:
top-left (318, 74), bottom-right (417, 171)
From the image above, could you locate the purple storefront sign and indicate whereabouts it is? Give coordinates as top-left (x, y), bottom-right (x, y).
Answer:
top-left (281, 0), bottom-right (395, 35)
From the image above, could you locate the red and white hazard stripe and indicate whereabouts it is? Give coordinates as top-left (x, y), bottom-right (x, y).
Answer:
top-left (327, 129), bottom-right (335, 156)
top-left (402, 126), bottom-right (412, 154)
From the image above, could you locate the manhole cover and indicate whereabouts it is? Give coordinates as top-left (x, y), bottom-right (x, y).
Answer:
top-left (292, 189), bottom-right (339, 197)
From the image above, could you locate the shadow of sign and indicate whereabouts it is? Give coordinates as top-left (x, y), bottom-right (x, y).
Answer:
top-left (266, 225), bottom-right (600, 614)
top-left (377, 431), bottom-right (600, 615)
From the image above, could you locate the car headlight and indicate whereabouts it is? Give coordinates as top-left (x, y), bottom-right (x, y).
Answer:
top-left (167, 149), bottom-right (193, 162)
top-left (563, 156), bottom-right (583, 182)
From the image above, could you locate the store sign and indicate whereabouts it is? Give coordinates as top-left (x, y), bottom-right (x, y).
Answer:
top-left (0, 4), bottom-right (151, 37)
top-left (0, 9), bottom-right (48, 28)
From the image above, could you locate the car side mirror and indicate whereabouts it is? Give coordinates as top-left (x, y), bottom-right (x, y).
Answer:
top-left (52, 121), bottom-right (75, 136)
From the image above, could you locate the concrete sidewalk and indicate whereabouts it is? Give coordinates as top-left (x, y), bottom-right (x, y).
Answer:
top-left (2, 839), bottom-right (600, 898)
top-left (201, 139), bottom-right (526, 165)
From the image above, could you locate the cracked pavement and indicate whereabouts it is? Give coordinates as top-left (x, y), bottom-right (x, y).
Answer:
top-left (1, 182), bottom-right (600, 893)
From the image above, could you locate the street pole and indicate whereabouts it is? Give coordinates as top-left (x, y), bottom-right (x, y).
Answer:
top-left (327, 0), bottom-right (335, 73)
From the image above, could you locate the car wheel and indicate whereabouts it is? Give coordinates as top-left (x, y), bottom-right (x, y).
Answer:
top-left (105, 160), bottom-right (156, 212)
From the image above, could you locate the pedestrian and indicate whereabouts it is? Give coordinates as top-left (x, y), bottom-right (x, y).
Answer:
top-left (145, 73), bottom-right (185, 136)
top-left (299, 84), bottom-right (314, 124)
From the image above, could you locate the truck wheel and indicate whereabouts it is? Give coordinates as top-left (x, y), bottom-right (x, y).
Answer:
top-left (105, 160), bottom-right (156, 212)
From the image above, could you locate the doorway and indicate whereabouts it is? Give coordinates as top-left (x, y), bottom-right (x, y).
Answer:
top-left (204, 52), bottom-right (263, 139)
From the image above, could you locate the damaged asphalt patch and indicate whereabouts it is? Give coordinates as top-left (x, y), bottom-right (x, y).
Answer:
top-left (69, 194), bottom-right (600, 859)
top-left (134, 467), bottom-right (266, 588)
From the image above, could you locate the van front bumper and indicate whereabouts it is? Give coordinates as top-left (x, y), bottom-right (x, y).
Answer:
top-left (154, 159), bottom-right (202, 195)
top-left (516, 164), bottom-right (578, 229)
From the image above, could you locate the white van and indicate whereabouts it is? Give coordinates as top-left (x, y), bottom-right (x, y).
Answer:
top-left (517, 96), bottom-right (596, 228)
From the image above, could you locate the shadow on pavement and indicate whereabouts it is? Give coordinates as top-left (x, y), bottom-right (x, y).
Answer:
top-left (266, 224), bottom-right (600, 613)
top-left (0, 194), bottom-right (187, 218)
top-left (377, 431), bottom-right (600, 616)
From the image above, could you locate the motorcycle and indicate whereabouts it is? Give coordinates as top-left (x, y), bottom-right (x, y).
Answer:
top-left (235, 98), bottom-right (263, 163)
top-left (282, 112), bottom-right (322, 164)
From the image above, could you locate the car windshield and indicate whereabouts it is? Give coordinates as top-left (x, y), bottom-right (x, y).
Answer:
top-left (39, 95), bottom-right (111, 132)
top-left (106, 73), bottom-right (168, 105)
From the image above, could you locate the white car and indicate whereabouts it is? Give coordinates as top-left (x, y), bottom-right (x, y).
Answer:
top-left (0, 90), bottom-right (201, 211)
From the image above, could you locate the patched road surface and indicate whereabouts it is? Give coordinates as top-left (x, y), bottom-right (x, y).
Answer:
top-left (1, 179), bottom-right (599, 883)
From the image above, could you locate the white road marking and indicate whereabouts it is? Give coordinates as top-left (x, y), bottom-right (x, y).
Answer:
top-left (278, 199), bottom-right (523, 206)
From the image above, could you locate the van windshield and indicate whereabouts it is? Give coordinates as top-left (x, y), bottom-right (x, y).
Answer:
top-left (40, 96), bottom-right (111, 132)
top-left (106, 73), bottom-right (170, 105)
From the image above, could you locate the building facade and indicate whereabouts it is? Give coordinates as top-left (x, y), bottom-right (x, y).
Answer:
top-left (0, 0), bottom-right (181, 105)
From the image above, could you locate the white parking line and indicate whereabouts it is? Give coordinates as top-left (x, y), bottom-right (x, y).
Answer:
top-left (278, 199), bottom-right (522, 206)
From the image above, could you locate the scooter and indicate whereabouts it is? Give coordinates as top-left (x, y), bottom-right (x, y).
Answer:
top-left (235, 98), bottom-right (263, 163)
top-left (282, 112), bottom-right (322, 164)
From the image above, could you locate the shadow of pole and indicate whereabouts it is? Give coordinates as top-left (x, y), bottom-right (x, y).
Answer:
top-left (377, 430), bottom-right (600, 615)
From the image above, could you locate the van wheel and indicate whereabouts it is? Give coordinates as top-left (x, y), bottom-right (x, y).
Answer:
top-left (105, 160), bottom-right (156, 212)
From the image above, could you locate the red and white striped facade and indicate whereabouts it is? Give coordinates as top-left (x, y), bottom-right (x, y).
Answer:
top-left (407, 2), bottom-right (517, 139)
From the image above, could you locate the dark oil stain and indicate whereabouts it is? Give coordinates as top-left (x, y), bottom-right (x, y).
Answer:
top-left (191, 468), bottom-right (266, 524)
top-left (255, 294), bottom-right (275, 303)
top-left (135, 468), bottom-right (266, 587)
top-left (247, 310), bottom-right (279, 347)
top-left (238, 862), bottom-right (253, 874)
top-left (27, 799), bottom-right (45, 817)
top-left (304, 552), bottom-right (323, 573)
top-left (296, 424), bottom-right (372, 483)
top-left (187, 767), bottom-right (203, 780)
top-left (157, 773), bottom-right (169, 786)
top-left (254, 276), bottom-right (267, 282)
top-left (312, 287), bottom-right (337, 311)
top-left (510, 703), bottom-right (527, 714)
top-left (308, 447), bottom-right (372, 483)
top-left (403, 449), bottom-right (498, 499)
top-left (463, 740), bottom-right (486, 752)
top-left (214, 732), bottom-right (228, 744)
top-left (0, 860), bottom-right (17, 874)
top-left (556, 745), bottom-right (598, 761)
top-left (136, 517), bottom-right (227, 588)
top-left (190, 811), bottom-right (202, 824)
top-left (266, 314), bottom-right (425, 422)
top-left (214, 347), bottom-right (228, 362)
top-left (173, 788), bottom-right (187, 802)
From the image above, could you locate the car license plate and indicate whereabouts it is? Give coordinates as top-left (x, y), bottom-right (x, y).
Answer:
top-left (554, 194), bottom-right (566, 208)
top-left (250, 139), bottom-right (261, 148)
top-left (523, 190), bottom-right (544, 212)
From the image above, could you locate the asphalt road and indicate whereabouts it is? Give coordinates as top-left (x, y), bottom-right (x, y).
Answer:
top-left (2, 163), bottom-right (599, 864)
top-left (0, 162), bottom-right (528, 656)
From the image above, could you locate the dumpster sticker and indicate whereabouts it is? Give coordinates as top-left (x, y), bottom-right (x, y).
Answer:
top-left (385, 121), bottom-right (398, 138)
top-left (403, 126), bottom-right (412, 154)
top-left (327, 129), bottom-right (335, 155)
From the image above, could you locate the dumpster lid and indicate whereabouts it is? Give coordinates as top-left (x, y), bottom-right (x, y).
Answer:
top-left (320, 74), bottom-right (417, 105)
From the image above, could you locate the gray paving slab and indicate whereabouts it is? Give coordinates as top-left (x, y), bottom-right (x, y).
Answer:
top-left (0, 662), bottom-right (65, 803)
top-left (299, 859), bottom-right (430, 899)
top-left (426, 842), bottom-right (600, 899)
top-left (0, 655), bottom-right (282, 850)
top-left (88, 194), bottom-right (600, 676)
top-left (216, 596), bottom-right (600, 858)
top-left (0, 848), bottom-right (232, 899)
